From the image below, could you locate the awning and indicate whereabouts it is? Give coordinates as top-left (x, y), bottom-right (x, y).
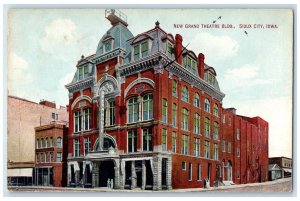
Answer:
top-left (7, 168), bottom-right (33, 177)
top-left (283, 168), bottom-right (292, 173)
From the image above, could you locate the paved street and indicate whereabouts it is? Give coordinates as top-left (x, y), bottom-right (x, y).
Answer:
top-left (7, 177), bottom-right (292, 193)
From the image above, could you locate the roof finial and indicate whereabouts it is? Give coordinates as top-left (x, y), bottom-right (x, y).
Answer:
top-left (81, 55), bottom-right (84, 59)
top-left (155, 21), bottom-right (160, 28)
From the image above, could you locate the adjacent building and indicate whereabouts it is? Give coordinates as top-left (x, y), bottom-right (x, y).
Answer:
top-left (65, 9), bottom-right (269, 190)
top-left (269, 157), bottom-right (292, 178)
top-left (34, 122), bottom-right (68, 187)
top-left (7, 95), bottom-right (68, 186)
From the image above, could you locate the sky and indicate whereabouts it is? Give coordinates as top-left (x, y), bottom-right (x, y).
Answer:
top-left (6, 9), bottom-right (293, 158)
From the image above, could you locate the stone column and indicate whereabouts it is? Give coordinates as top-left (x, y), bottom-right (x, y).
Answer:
top-left (153, 156), bottom-right (162, 191)
top-left (119, 160), bottom-right (125, 189)
top-left (166, 157), bottom-right (172, 190)
top-left (92, 162), bottom-right (99, 188)
top-left (131, 161), bottom-right (137, 189)
top-left (75, 170), bottom-right (80, 187)
top-left (141, 160), bottom-right (146, 190)
top-left (114, 159), bottom-right (120, 189)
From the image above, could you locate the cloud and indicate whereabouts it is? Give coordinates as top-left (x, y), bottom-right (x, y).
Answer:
top-left (7, 52), bottom-right (33, 96)
top-left (224, 64), bottom-right (258, 80)
top-left (188, 32), bottom-right (239, 62)
top-left (58, 72), bottom-right (75, 89)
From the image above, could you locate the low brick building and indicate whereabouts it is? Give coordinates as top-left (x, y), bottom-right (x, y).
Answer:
top-left (64, 9), bottom-right (269, 190)
top-left (34, 122), bottom-right (68, 187)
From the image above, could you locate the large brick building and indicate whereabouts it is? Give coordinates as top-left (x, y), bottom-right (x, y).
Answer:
top-left (65, 9), bottom-right (268, 190)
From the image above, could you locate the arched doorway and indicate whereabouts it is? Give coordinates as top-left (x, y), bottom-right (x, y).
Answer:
top-left (98, 160), bottom-right (115, 187)
top-left (94, 136), bottom-right (116, 151)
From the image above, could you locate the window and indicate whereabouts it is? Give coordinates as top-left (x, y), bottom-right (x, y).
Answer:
top-left (182, 161), bottom-right (186, 171)
top-left (84, 138), bottom-right (91, 156)
top-left (46, 152), bottom-right (49, 162)
top-left (237, 147), bottom-right (240, 157)
top-left (181, 108), bottom-right (189, 130)
top-left (74, 139), bottom-right (80, 157)
top-left (45, 137), bottom-right (48, 148)
top-left (83, 108), bottom-right (91, 130)
top-left (41, 153), bottom-right (45, 162)
top-left (36, 139), bottom-right (40, 149)
top-left (52, 113), bottom-right (58, 120)
top-left (236, 128), bottom-right (240, 140)
top-left (194, 93), bottom-right (200, 108)
top-left (213, 104), bottom-right (219, 117)
top-left (74, 108), bottom-right (90, 132)
top-left (128, 130), bottom-right (137, 152)
top-left (228, 142), bottom-right (232, 153)
top-left (50, 152), bottom-right (54, 162)
top-left (36, 154), bottom-right (40, 163)
top-left (214, 143), bottom-right (219, 160)
top-left (74, 110), bottom-right (82, 132)
top-left (78, 65), bottom-right (89, 80)
top-left (104, 41), bottom-right (111, 52)
top-left (222, 115), bottom-right (225, 123)
top-left (194, 138), bottom-right (200, 157)
top-left (188, 163), bottom-right (192, 181)
top-left (208, 73), bottom-right (215, 85)
top-left (167, 41), bottom-right (173, 56)
top-left (56, 152), bottom-right (62, 162)
top-left (162, 129), bottom-right (167, 151)
top-left (181, 135), bottom-right (189, 155)
top-left (143, 128), bottom-right (153, 151)
top-left (162, 99), bottom-right (168, 124)
top-left (197, 164), bottom-right (201, 181)
top-left (172, 80), bottom-right (177, 97)
top-left (204, 141), bottom-right (210, 159)
top-left (106, 100), bottom-right (116, 125)
top-left (172, 132), bottom-right (177, 153)
top-left (229, 117), bottom-right (232, 126)
top-left (143, 94), bottom-right (153, 121)
top-left (181, 86), bottom-right (189, 102)
top-left (186, 56), bottom-right (197, 74)
top-left (222, 140), bottom-right (226, 152)
top-left (172, 103), bottom-right (177, 127)
top-left (213, 122), bottom-right (219, 140)
top-left (128, 97), bottom-right (139, 123)
top-left (57, 137), bottom-right (62, 148)
top-left (204, 99), bottom-right (210, 112)
top-left (41, 138), bottom-right (45, 148)
top-left (50, 137), bottom-right (53, 147)
top-left (237, 170), bottom-right (240, 179)
top-left (204, 117), bottom-right (210, 137)
top-left (133, 41), bottom-right (149, 60)
top-left (194, 113), bottom-right (200, 134)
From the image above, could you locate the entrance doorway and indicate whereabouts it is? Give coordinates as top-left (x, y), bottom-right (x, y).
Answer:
top-left (161, 158), bottom-right (167, 189)
top-left (145, 160), bottom-right (153, 189)
top-left (99, 160), bottom-right (115, 187)
top-left (84, 164), bottom-right (92, 188)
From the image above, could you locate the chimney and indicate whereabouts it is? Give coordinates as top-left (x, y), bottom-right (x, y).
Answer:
top-left (175, 34), bottom-right (183, 65)
top-left (39, 100), bottom-right (56, 109)
top-left (198, 53), bottom-right (205, 79)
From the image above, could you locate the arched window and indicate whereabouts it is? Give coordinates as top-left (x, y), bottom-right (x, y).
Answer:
top-left (214, 122), bottom-right (219, 140)
top-left (143, 94), bottom-right (153, 121)
top-left (128, 97), bottom-right (139, 123)
top-left (204, 99), bottom-right (210, 113)
top-left (172, 103), bottom-right (177, 127)
top-left (213, 104), bottom-right (219, 117)
top-left (41, 138), bottom-right (44, 148)
top-left (50, 137), bottom-right (53, 147)
top-left (172, 80), bottom-right (177, 97)
top-left (181, 108), bottom-right (189, 130)
top-left (162, 99), bottom-right (168, 123)
top-left (194, 113), bottom-right (200, 134)
top-left (194, 93), bottom-right (200, 108)
top-left (204, 117), bottom-right (210, 137)
top-left (105, 99), bottom-right (115, 126)
top-left (45, 137), bottom-right (48, 148)
top-left (36, 138), bottom-right (40, 149)
top-left (181, 86), bottom-right (189, 102)
top-left (57, 137), bottom-right (62, 148)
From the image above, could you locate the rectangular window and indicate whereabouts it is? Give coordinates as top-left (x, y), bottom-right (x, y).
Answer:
top-left (52, 113), bottom-right (56, 120)
top-left (162, 99), bottom-right (168, 124)
top-left (237, 147), bottom-right (240, 157)
top-left (213, 122), bottom-right (219, 140)
top-left (143, 128), bottom-right (153, 151)
top-left (162, 129), bottom-right (167, 151)
top-left (134, 45), bottom-right (139, 60)
top-left (188, 163), bottom-right (192, 181)
top-left (194, 138), bottom-right (200, 157)
top-left (74, 139), bottom-right (80, 157)
top-left (74, 111), bottom-right (82, 132)
top-left (128, 130), bottom-right (137, 153)
top-left (214, 143), bottom-right (219, 160)
top-left (172, 80), bottom-right (177, 97)
top-left (84, 138), bottom-right (91, 156)
top-left (229, 117), bottom-right (232, 126)
top-left (143, 94), bottom-right (153, 121)
top-left (36, 154), bottom-right (40, 163)
top-left (128, 98), bottom-right (139, 123)
top-left (204, 118), bottom-right (210, 137)
top-left (197, 164), bottom-right (201, 181)
top-left (222, 115), bottom-right (225, 124)
top-left (181, 135), bottom-right (189, 155)
top-left (237, 128), bottom-right (240, 140)
top-left (167, 42), bottom-right (173, 55)
top-left (194, 113), bottom-right (200, 134)
top-left (182, 161), bottom-right (186, 171)
top-left (109, 101), bottom-right (116, 125)
top-left (84, 108), bottom-right (91, 130)
top-left (141, 41), bottom-right (149, 57)
top-left (50, 152), bottom-right (54, 162)
top-left (204, 141), bottom-right (210, 159)
top-left (228, 142), bottom-right (232, 153)
top-left (172, 132), bottom-right (177, 153)
top-left (222, 140), bottom-right (226, 152)
top-left (181, 108), bottom-right (189, 131)
top-left (56, 152), bottom-right (62, 162)
top-left (172, 103), bottom-right (177, 127)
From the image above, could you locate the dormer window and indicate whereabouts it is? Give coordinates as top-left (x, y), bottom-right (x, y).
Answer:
top-left (185, 56), bottom-right (197, 74)
top-left (133, 40), bottom-right (150, 61)
top-left (208, 73), bottom-right (215, 85)
top-left (166, 41), bottom-right (174, 56)
top-left (78, 65), bottom-right (89, 80)
top-left (104, 41), bottom-right (112, 52)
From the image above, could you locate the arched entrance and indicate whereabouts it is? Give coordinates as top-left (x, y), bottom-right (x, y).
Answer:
top-left (94, 136), bottom-right (117, 151)
top-left (98, 160), bottom-right (115, 187)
